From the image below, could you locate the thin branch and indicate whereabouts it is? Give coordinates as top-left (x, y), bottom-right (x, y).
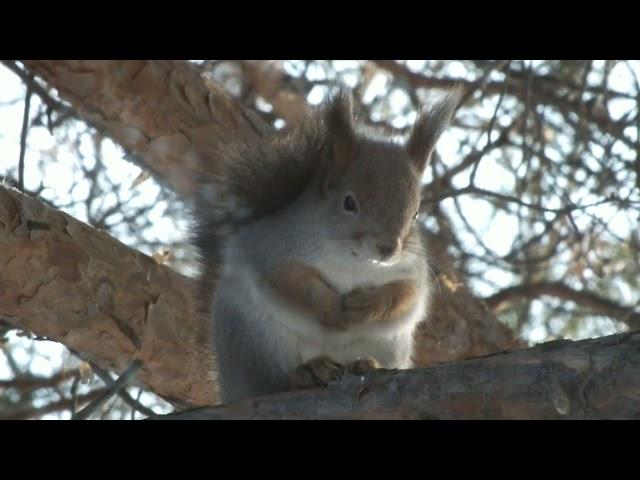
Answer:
top-left (72, 360), bottom-right (143, 420)
top-left (2, 388), bottom-right (106, 420)
top-left (0, 368), bottom-right (79, 391)
top-left (17, 74), bottom-right (33, 190)
top-left (484, 281), bottom-right (640, 329)
top-left (70, 374), bottom-right (80, 416)
top-left (89, 362), bottom-right (157, 418)
top-left (437, 185), bottom-right (638, 214)
top-left (1, 61), bottom-right (75, 121)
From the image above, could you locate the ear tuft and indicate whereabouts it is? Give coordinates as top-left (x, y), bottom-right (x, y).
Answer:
top-left (322, 87), bottom-right (357, 188)
top-left (407, 87), bottom-right (463, 171)
top-left (324, 87), bottom-right (355, 142)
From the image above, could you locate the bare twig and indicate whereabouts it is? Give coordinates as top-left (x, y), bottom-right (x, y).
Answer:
top-left (70, 374), bottom-right (80, 416)
top-left (1, 61), bottom-right (75, 121)
top-left (89, 362), bottom-right (156, 418)
top-left (72, 360), bottom-right (143, 420)
top-left (437, 186), bottom-right (637, 214)
top-left (17, 74), bottom-right (33, 191)
top-left (0, 368), bottom-right (79, 391)
top-left (484, 281), bottom-right (640, 329)
top-left (2, 388), bottom-right (106, 420)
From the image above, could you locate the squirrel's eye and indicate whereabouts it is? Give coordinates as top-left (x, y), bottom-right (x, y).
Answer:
top-left (413, 209), bottom-right (420, 221)
top-left (343, 194), bottom-right (358, 214)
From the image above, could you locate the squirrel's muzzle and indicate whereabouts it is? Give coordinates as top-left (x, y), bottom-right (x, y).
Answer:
top-left (376, 237), bottom-right (401, 261)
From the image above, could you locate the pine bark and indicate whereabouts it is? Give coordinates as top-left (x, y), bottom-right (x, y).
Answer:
top-left (0, 185), bottom-right (217, 406)
top-left (155, 331), bottom-right (640, 420)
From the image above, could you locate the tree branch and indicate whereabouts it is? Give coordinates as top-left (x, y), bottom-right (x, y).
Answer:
top-left (17, 73), bottom-right (33, 191)
top-left (2, 388), bottom-right (106, 420)
top-left (0, 368), bottom-right (79, 391)
top-left (19, 60), bottom-right (272, 199)
top-left (153, 331), bottom-right (640, 420)
top-left (73, 359), bottom-right (142, 419)
top-left (484, 281), bottom-right (640, 330)
top-left (0, 184), bottom-right (217, 407)
top-left (89, 361), bottom-right (157, 417)
top-left (373, 60), bottom-right (632, 144)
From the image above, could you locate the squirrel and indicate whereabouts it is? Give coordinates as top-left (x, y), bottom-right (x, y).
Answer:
top-left (192, 87), bottom-right (461, 404)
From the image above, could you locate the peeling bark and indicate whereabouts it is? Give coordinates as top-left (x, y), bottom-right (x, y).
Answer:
top-left (155, 331), bottom-right (640, 420)
top-left (0, 184), bottom-right (217, 406)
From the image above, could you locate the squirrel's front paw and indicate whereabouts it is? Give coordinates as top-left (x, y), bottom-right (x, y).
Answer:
top-left (289, 356), bottom-right (344, 389)
top-left (341, 287), bottom-right (383, 324)
top-left (317, 295), bottom-right (348, 331)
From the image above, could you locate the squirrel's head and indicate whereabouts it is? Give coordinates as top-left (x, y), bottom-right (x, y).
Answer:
top-left (313, 87), bottom-right (460, 267)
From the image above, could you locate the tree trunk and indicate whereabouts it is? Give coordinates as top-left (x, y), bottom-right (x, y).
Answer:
top-left (154, 331), bottom-right (640, 420)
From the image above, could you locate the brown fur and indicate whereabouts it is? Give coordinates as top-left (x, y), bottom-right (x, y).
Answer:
top-left (342, 279), bottom-right (418, 325)
top-left (265, 260), bottom-right (419, 331)
top-left (265, 261), bottom-right (346, 330)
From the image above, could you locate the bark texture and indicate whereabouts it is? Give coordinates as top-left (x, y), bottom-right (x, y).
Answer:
top-left (155, 331), bottom-right (640, 420)
top-left (0, 184), bottom-right (217, 406)
top-left (21, 60), bottom-right (271, 199)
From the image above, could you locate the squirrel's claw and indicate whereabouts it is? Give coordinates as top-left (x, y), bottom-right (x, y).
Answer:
top-left (289, 356), bottom-right (345, 389)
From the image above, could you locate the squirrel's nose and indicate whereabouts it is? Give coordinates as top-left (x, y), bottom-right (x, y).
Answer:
top-left (377, 240), bottom-right (398, 259)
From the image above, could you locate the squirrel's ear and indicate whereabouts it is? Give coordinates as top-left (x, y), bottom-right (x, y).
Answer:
top-left (407, 88), bottom-right (462, 172)
top-left (323, 88), bottom-right (357, 187)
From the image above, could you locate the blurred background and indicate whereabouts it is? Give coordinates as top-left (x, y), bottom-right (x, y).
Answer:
top-left (1, 60), bottom-right (638, 419)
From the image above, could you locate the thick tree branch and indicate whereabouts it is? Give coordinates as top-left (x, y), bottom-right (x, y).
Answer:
top-left (0, 184), bottom-right (217, 407)
top-left (19, 60), bottom-right (272, 199)
top-left (154, 331), bottom-right (640, 420)
top-left (484, 281), bottom-right (640, 330)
